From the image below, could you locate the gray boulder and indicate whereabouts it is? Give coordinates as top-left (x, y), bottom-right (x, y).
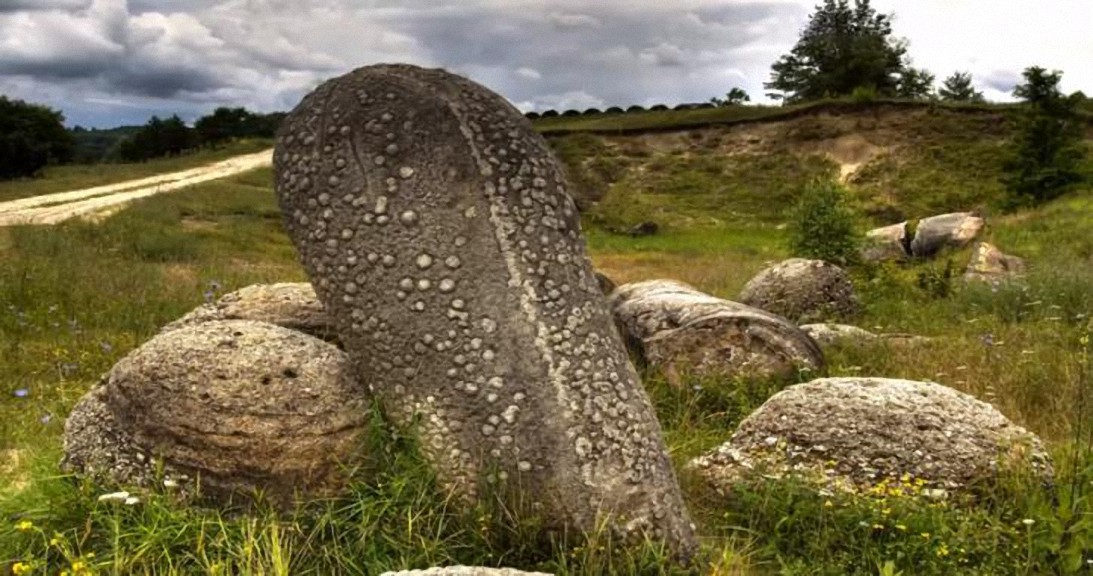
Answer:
top-left (964, 242), bottom-right (1026, 283)
top-left (609, 280), bottom-right (823, 384)
top-left (690, 377), bottom-right (1052, 496)
top-left (274, 64), bottom-right (695, 556)
top-left (910, 212), bottom-right (984, 258)
top-left (164, 282), bottom-right (337, 344)
top-left (738, 259), bottom-right (860, 323)
top-left (62, 320), bottom-right (369, 509)
top-left (862, 222), bottom-right (910, 262)
top-left (381, 568), bottom-right (552, 576)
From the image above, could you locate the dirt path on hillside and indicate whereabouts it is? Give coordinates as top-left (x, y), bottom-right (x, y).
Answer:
top-left (0, 149), bottom-right (274, 227)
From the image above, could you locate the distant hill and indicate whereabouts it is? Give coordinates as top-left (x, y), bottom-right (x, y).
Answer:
top-left (537, 100), bottom-right (1093, 231)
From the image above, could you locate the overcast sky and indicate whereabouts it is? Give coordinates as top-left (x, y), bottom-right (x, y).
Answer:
top-left (1, 0), bottom-right (1090, 128)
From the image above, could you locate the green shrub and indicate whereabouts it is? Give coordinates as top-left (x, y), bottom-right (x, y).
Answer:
top-left (789, 179), bottom-right (862, 265)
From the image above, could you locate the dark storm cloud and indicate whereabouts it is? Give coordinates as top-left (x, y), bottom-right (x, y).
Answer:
top-left (0, 0), bottom-right (91, 12)
top-left (381, 2), bottom-right (804, 111)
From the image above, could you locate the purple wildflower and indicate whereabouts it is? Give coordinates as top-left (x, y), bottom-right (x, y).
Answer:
top-left (13, 388), bottom-right (28, 398)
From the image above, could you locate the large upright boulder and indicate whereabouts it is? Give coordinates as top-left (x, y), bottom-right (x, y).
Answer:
top-left (274, 64), bottom-right (695, 555)
top-left (609, 280), bottom-right (823, 383)
top-left (690, 377), bottom-right (1052, 497)
top-left (62, 320), bottom-right (369, 509)
top-left (738, 259), bottom-right (860, 323)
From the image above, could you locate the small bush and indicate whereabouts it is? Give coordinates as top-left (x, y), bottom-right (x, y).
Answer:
top-left (851, 85), bottom-right (879, 103)
top-left (788, 179), bottom-right (862, 265)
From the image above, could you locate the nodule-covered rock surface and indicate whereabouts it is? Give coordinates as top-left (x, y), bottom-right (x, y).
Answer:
top-left (273, 64), bottom-right (696, 555)
top-left (690, 377), bottom-right (1052, 497)
top-left (62, 320), bottom-right (369, 509)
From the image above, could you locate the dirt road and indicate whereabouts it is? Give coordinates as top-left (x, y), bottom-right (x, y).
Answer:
top-left (0, 149), bottom-right (273, 227)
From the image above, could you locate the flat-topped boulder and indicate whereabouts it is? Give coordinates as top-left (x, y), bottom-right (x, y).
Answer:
top-left (609, 280), bottom-right (823, 383)
top-left (690, 377), bottom-right (1052, 497)
top-left (164, 282), bottom-right (337, 343)
top-left (738, 259), bottom-right (860, 323)
top-left (274, 64), bottom-right (695, 556)
top-left (62, 320), bottom-right (369, 509)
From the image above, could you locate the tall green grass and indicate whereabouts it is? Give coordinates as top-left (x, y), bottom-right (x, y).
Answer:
top-left (1, 104), bottom-right (1092, 574)
top-left (0, 139), bottom-right (273, 203)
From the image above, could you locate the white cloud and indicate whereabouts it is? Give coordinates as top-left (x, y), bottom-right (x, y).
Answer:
top-left (547, 12), bottom-right (600, 29)
top-left (516, 67), bottom-right (542, 80)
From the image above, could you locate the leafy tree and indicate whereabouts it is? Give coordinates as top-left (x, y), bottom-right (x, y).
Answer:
top-left (195, 107), bottom-right (253, 146)
top-left (896, 66), bottom-right (935, 99)
top-left (789, 178), bottom-right (862, 265)
top-left (938, 72), bottom-right (985, 102)
top-left (194, 107), bottom-right (285, 146)
top-left (111, 115), bottom-right (197, 162)
top-left (711, 87), bottom-right (751, 106)
top-left (1002, 67), bottom-right (1085, 208)
top-left (765, 0), bottom-right (919, 102)
top-left (0, 95), bottom-right (74, 179)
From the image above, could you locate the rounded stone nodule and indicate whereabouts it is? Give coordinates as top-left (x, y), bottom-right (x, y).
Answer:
top-left (62, 320), bottom-right (370, 509)
top-left (274, 63), bottom-right (696, 558)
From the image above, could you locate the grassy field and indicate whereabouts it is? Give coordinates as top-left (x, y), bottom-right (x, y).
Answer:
top-left (0, 139), bottom-right (273, 203)
top-left (0, 104), bottom-right (1091, 574)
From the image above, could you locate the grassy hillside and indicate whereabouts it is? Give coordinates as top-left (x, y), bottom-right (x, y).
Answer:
top-left (1, 103), bottom-right (1091, 575)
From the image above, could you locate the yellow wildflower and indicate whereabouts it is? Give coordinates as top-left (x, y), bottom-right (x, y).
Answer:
top-left (12, 562), bottom-right (32, 575)
top-left (937, 544), bottom-right (950, 557)
top-left (872, 523), bottom-right (885, 530)
top-left (50, 533), bottom-right (63, 547)
top-left (824, 500), bottom-right (834, 508)
top-left (920, 532), bottom-right (931, 540)
top-left (895, 524), bottom-right (907, 531)
top-left (15, 520), bottom-right (34, 532)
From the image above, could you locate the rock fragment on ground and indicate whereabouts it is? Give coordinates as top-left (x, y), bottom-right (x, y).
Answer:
top-left (964, 242), bottom-right (1026, 283)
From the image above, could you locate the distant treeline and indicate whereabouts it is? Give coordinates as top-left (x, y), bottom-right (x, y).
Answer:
top-left (77, 108), bottom-right (287, 164)
top-left (1, 95), bottom-right (288, 180)
top-left (525, 102), bottom-right (716, 120)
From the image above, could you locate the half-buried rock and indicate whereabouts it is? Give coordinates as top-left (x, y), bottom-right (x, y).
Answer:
top-left (609, 280), bottom-right (823, 383)
top-left (738, 258), bottom-right (860, 323)
top-left (62, 320), bottom-right (369, 509)
top-left (690, 377), bottom-right (1052, 498)
top-left (274, 64), bottom-right (695, 556)
top-left (163, 282), bottom-right (337, 344)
